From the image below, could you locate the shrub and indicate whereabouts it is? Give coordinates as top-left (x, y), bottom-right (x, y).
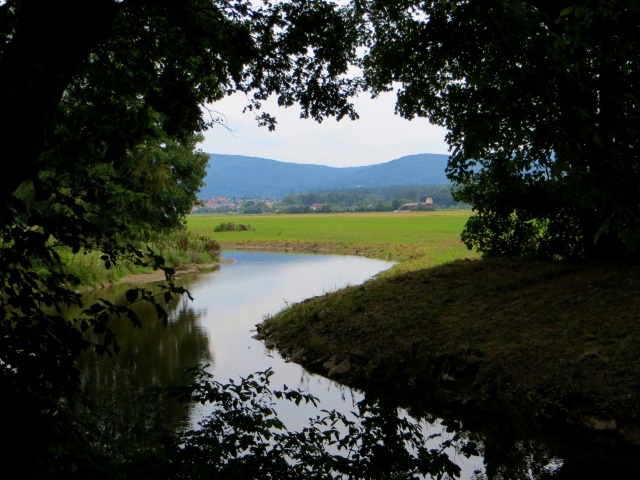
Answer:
top-left (213, 222), bottom-right (253, 232)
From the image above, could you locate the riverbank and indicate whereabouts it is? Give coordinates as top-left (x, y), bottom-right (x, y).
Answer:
top-left (61, 230), bottom-right (223, 291)
top-left (193, 213), bottom-right (640, 455)
top-left (116, 260), bottom-right (230, 285)
top-left (250, 247), bottom-right (640, 452)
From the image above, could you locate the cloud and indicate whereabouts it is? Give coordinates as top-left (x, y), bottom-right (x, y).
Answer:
top-left (198, 91), bottom-right (450, 168)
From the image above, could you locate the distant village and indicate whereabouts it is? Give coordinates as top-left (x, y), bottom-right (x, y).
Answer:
top-left (193, 196), bottom-right (440, 214)
top-left (194, 196), bottom-right (278, 212)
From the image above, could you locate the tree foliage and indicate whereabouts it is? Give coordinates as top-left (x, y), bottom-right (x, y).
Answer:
top-left (359, 0), bottom-right (640, 259)
top-left (0, 1), bottom-right (365, 476)
top-left (0, 0), bottom-right (364, 209)
top-left (114, 368), bottom-right (470, 480)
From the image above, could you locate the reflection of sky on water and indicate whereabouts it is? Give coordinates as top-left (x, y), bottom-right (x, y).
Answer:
top-left (191, 251), bottom-right (394, 378)
top-left (185, 251), bottom-right (395, 427)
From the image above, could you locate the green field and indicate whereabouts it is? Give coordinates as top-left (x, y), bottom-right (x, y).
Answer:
top-left (187, 211), bottom-right (479, 272)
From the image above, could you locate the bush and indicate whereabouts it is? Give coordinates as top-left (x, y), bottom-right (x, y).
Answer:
top-left (213, 222), bottom-right (253, 232)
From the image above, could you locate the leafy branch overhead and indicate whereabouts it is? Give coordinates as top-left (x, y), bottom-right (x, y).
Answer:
top-left (0, 0), bottom-right (366, 208)
top-left (0, 1), bottom-right (367, 476)
top-left (359, 0), bottom-right (640, 260)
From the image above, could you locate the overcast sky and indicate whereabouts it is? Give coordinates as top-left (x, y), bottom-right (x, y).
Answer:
top-left (197, 90), bottom-right (450, 168)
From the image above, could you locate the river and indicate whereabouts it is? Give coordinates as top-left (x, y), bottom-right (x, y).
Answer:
top-left (78, 250), bottom-right (637, 478)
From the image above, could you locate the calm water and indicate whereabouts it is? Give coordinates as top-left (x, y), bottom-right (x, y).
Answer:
top-left (78, 250), bottom-right (637, 478)
top-left (163, 250), bottom-right (394, 432)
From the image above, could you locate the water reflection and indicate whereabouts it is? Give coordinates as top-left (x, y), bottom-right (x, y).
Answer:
top-left (77, 279), bottom-right (213, 446)
top-left (72, 250), bottom-right (636, 478)
top-left (75, 252), bottom-right (394, 453)
top-left (186, 251), bottom-right (397, 429)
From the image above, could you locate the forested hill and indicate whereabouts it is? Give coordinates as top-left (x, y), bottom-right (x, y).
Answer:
top-left (200, 153), bottom-right (450, 197)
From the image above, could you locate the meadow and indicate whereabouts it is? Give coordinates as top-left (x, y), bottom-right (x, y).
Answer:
top-left (187, 211), bottom-right (479, 273)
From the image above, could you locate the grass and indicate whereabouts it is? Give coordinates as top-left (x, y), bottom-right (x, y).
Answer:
top-left (55, 229), bottom-right (221, 289)
top-left (188, 211), bottom-right (640, 449)
top-left (187, 211), bottom-right (477, 271)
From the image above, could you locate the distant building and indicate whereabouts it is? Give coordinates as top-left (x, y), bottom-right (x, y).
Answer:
top-left (398, 199), bottom-right (436, 211)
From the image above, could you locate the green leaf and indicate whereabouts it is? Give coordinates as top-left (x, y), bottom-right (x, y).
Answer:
top-left (559, 6), bottom-right (575, 16)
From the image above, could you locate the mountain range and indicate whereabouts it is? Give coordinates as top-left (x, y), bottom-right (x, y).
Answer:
top-left (199, 153), bottom-right (450, 198)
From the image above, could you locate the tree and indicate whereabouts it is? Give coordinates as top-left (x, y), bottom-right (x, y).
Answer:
top-left (0, 0), bottom-right (364, 208)
top-left (0, 1), bottom-right (366, 476)
top-left (359, 0), bottom-right (640, 259)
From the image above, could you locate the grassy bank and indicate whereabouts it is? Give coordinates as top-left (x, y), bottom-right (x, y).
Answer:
top-left (49, 229), bottom-right (221, 289)
top-left (190, 212), bottom-right (640, 447)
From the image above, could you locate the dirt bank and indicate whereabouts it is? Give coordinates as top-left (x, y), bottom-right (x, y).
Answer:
top-left (116, 259), bottom-right (234, 286)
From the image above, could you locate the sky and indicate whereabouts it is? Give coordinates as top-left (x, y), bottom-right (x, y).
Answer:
top-left (197, 90), bottom-right (451, 168)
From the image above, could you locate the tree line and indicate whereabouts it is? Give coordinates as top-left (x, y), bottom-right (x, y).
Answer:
top-left (278, 184), bottom-right (468, 213)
